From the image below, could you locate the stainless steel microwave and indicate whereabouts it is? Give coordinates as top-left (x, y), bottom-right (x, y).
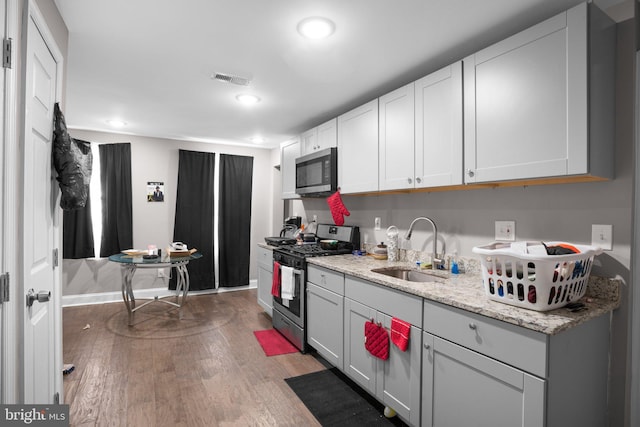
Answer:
top-left (295, 147), bottom-right (337, 196)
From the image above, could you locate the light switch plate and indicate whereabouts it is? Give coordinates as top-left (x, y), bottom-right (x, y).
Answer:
top-left (495, 220), bottom-right (515, 241)
top-left (591, 224), bottom-right (613, 250)
top-left (374, 217), bottom-right (381, 230)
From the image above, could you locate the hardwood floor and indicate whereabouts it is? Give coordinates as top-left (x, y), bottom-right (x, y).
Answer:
top-left (63, 289), bottom-right (326, 426)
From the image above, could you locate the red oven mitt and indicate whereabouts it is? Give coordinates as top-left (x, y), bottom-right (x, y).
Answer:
top-left (390, 317), bottom-right (411, 352)
top-left (327, 190), bottom-right (350, 226)
top-left (364, 320), bottom-right (389, 360)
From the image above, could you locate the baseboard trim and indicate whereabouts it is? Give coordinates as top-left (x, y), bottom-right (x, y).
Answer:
top-left (62, 280), bottom-right (258, 307)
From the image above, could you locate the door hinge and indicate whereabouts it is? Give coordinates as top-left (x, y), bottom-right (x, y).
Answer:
top-left (3, 38), bottom-right (12, 69)
top-left (53, 248), bottom-right (59, 267)
top-left (0, 273), bottom-right (9, 303)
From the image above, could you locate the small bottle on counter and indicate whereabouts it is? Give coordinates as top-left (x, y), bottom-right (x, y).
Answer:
top-left (451, 251), bottom-right (459, 274)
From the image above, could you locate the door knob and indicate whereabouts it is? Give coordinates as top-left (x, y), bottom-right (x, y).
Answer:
top-left (26, 288), bottom-right (50, 307)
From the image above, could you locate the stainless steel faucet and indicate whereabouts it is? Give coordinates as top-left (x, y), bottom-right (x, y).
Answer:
top-left (404, 217), bottom-right (443, 270)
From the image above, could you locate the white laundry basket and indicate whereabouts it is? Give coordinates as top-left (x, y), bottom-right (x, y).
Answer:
top-left (472, 242), bottom-right (602, 312)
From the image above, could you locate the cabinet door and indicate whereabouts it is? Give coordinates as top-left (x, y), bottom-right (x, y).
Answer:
top-left (256, 246), bottom-right (273, 315)
top-left (300, 128), bottom-right (317, 156)
top-left (307, 283), bottom-right (344, 370)
top-left (415, 62), bottom-right (463, 188)
top-left (257, 264), bottom-right (273, 316)
top-left (316, 118), bottom-right (337, 151)
top-left (338, 99), bottom-right (379, 194)
top-left (379, 83), bottom-right (415, 191)
top-left (464, 5), bottom-right (586, 183)
top-left (422, 332), bottom-right (545, 427)
top-left (377, 313), bottom-right (422, 426)
top-left (280, 138), bottom-right (300, 199)
top-left (343, 297), bottom-right (377, 394)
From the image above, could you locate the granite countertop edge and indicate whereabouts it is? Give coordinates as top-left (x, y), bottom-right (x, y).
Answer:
top-left (305, 254), bottom-right (621, 335)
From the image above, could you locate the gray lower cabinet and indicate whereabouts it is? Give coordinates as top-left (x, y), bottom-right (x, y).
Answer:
top-left (422, 331), bottom-right (545, 427)
top-left (256, 246), bottom-right (273, 316)
top-left (344, 276), bottom-right (422, 426)
top-left (422, 299), bottom-right (610, 427)
top-left (306, 265), bottom-right (345, 369)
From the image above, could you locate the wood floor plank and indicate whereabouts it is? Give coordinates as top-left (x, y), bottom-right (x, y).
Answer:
top-left (63, 289), bottom-right (327, 426)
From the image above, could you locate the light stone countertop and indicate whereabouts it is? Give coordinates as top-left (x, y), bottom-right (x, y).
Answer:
top-left (306, 253), bottom-right (621, 335)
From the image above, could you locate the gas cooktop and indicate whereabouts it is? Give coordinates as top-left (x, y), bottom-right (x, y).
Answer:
top-left (275, 242), bottom-right (354, 258)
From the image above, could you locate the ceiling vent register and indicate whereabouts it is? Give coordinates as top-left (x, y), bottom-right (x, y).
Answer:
top-left (211, 72), bottom-right (251, 86)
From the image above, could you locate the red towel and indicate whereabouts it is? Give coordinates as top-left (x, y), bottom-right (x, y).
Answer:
top-left (271, 261), bottom-right (281, 297)
top-left (390, 317), bottom-right (411, 352)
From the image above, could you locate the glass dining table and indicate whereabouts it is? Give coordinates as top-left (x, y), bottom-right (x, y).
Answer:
top-left (108, 251), bottom-right (203, 325)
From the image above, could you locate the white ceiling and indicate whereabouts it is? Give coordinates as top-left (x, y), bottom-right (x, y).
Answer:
top-left (53, 0), bottom-right (632, 149)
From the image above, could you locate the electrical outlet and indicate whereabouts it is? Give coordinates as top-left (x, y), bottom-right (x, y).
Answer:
top-left (495, 220), bottom-right (515, 241)
top-left (374, 217), bottom-right (381, 230)
top-left (312, 214), bottom-right (317, 223)
top-left (591, 224), bottom-right (613, 250)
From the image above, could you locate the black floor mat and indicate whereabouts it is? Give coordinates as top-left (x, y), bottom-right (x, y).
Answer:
top-left (285, 368), bottom-right (408, 426)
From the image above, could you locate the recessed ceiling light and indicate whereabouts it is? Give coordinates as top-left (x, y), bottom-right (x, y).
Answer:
top-left (250, 136), bottom-right (265, 144)
top-left (297, 17), bottom-right (335, 39)
top-left (106, 119), bottom-right (126, 128)
top-left (236, 94), bottom-right (261, 105)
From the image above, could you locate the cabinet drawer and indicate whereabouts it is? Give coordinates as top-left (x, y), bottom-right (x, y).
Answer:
top-left (256, 246), bottom-right (273, 271)
top-left (423, 300), bottom-right (547, 377)
top-left (345, 275), bottom-right (421, 326)
top-left (308, 265), bottom-right (344, 295)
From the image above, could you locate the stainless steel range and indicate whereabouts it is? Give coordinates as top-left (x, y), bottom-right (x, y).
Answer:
top-left (272, 224), bottom-right (360, 352)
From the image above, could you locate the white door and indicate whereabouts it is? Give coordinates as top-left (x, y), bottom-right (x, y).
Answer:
top-left (0, 0), bottom-right (6, 402)
top-left (22, 13), bottom-right (59, 404)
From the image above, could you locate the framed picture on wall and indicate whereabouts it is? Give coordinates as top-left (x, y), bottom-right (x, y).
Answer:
top-left (147, 181), bottom-right (165, 202)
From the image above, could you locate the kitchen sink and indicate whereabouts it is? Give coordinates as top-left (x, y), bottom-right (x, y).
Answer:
top-left (371, 267), bottom-right (445, 283)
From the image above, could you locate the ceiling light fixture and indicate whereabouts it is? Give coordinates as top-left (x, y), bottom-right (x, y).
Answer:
top-left (250, 136), bottom-right (265, 144)
top-left (235, 94), bottom-right (261, 105)
top-left (297, 17), bottom-right (335, 39)
top-left (106, 119), bottom-right (126, 128)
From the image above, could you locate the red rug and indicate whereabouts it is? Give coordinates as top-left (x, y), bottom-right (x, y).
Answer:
top-left (253, 329), bottom-right (299, 356)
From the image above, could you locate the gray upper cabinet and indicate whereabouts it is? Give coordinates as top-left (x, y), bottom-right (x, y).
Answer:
top-left (379, 83), bottom-right (415, 191)
top-left (301, 118), bottom-right (337, 156)
top-left (280, 138), bottom-right (300, 199)
top-left (338, 99), bottom-right (379, 194)
top-left (378, 61), bottom-right (463, 192)
top-left (414, 62), bottom-right (463, 188)
top-left (463, 2), bottom-right (615, 184)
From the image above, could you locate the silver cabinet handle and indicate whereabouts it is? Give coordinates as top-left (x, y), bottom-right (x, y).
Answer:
top-left (424, 343), bottom-right (431, 350)
top-left (467, 169), bottom-right (475, 178)
top-left (468, 323), bottom-right (477, 330)
top-left (415, 177), bottom-right (422, 184)
top-left (407, 178), bottom-right (412, 184)
top-left (26, 289), bottom-right (50, 307)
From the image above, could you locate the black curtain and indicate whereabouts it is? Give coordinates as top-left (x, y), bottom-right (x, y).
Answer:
top-left (99, 143), bottom-right (133, 257)
top-left (63, 192), bottom-right (95, 259)
top-left (171, 150), bottom-right (216, 291)
top-left (218, 154), bottom-right (253, 287)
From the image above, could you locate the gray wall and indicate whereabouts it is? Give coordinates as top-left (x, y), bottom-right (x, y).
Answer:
top-left (62, 130), bottom-right (273, 297)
